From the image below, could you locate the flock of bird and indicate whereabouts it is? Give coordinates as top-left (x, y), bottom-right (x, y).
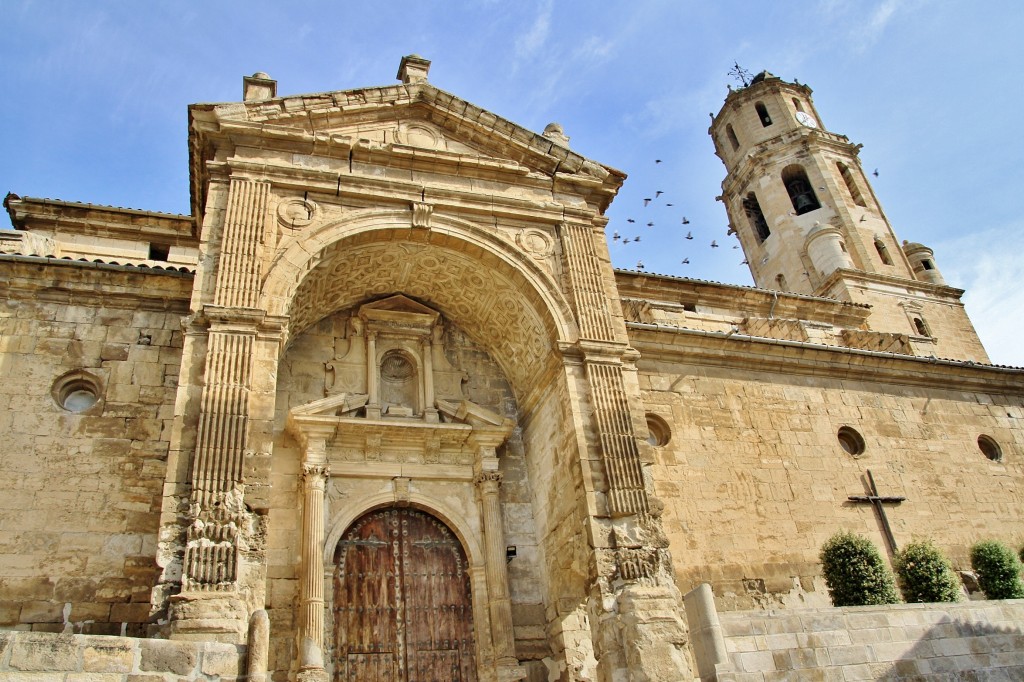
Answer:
top-left (611, 159), bottom-right (745, 273)
top-left (611, 160), bottom-right (883, 273)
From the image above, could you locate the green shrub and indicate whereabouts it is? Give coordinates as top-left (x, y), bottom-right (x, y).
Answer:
top-left (970, 540), bottom-right (1024, 599)
top-left (893, 540), bottom-right (962, 603)
top-left (820, 531), bottom-right (901, 607)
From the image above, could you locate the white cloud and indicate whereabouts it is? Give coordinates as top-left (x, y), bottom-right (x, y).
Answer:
top-left (933, 224), bottom-right (1024, 367)
top-left (514, 0), bottom-right (553, 62)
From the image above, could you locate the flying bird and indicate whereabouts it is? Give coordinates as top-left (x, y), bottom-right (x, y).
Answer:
top-left (710, 240), bottom-right (719, 248)
top-left (612, 231), bottom-right (620, 240)
top-left (666, 203), bottom-right (674, 207)
top-left (685, 231), bottom-right (693, 240)
top-left (623, 238), bottom-right (631, 244)
top-left (627, 218), bottom-right (635, 223)
top-left (634, 235), bottom-right (641, 242)
top-left (741, 259), bottom-right (749, 265)
top-left (637, 260), bottom-right (645, 270)
top-left (643, 198), bottom-right (652, 207)
top-left (732, 245), bottom-right (739, 249)
top-left (873, 168), bottom-right (879, 177)
top-left (646, 222), bottom-right (654, 227)
top-left (655, 159), bottom-right (662, 164)
top-left (655, 191), bottom-right (664, 198)
top-left (681, 258), bottom-right (690, 265)
top-left (682, 217), bottom-right (690, 225)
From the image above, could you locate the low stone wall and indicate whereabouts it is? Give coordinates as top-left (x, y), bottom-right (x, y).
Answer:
top-left (0, 631), bottom-right (244, 680)
top-left (684, 583), bottom-right (1024, 681)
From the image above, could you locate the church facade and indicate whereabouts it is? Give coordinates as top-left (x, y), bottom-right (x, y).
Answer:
top-left (1, 56), bottom-right (1022, 681)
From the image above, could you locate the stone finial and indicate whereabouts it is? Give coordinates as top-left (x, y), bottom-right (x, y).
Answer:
top-left (543, 122), bottom-right (570, 146)
top-left (397, 54), bottom-right (431, 84)
top-left (243, 72), bottom-right (277, 102)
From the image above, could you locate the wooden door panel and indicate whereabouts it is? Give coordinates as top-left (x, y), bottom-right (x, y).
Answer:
top-left (334, 508), bottom-right (475, 682)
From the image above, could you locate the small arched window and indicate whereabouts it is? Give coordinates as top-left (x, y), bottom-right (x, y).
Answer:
top-left (874, 238), bottom-right (893, 265)
top-left (781, 165), bottom-right (820, 215)
top-left (921, 259), bottom-right (934, 270)
top-left (837, 162), bottom-right (867, 207)
top-left (912, 317), bottom-right (930, 337)
top-left (775, 273), bottom-right (787, 291)
top-left (743, 192), bottom-right (770, 242)
top-left (726, 124), bottom-right (740, 151)
top-left (792, 97), bottom-right (805, 113)
top-left (755, 101), bottom-right (772, 127)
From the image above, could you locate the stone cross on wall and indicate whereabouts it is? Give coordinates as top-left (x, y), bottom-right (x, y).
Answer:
top-left (847, 469), bottom-right (906, 554)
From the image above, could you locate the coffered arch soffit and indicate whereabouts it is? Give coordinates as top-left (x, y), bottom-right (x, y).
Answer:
top-left (262, 210), bottom-right (577, 396)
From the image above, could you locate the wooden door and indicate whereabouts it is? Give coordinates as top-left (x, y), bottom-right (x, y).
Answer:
top-left (333, 508), bottom-right (476, 682)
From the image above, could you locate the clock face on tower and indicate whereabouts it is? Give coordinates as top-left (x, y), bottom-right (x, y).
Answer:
top-left (795, 111), bottom-right (818, 128)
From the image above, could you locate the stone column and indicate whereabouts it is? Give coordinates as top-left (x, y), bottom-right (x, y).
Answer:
top-left (422, 336), bottom-right (438, 422)
top-left (297, 431), bottom-right (332, 682)
top-left (365, 331), bottom-right (380, 418)
top-left (473, 442), bottom-right (517, 670)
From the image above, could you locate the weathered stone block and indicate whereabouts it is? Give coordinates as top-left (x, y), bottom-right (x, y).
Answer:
top-left (9, 632), bottom-right (78, 670)
top-left (200, 644), bottom-right (243, 676)
top-left (82, 637), bottom-right (135, 672)
top-left (138, 638), bottom-right (198, 675)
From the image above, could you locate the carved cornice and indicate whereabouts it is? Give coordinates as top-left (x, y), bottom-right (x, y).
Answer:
top-left (626, 322), bottom-right (1024, 391)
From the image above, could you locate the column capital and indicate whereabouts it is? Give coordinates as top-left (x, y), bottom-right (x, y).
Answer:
top-left (475, 470), bottom-right (503, 488)
top-left (302, 463), bottom-right (331, 481)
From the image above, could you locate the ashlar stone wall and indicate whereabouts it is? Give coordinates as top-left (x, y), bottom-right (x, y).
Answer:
top-left (684, 587), bottom-right (1024, 681)
top-left (0, 630), bottom-right (243, 680)
top-left (0, 261), bottom-right (190, 634)
top-left (639, 353), bottom-right (1024, 611)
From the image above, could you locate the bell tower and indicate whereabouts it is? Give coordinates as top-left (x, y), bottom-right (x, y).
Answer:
top-left (709, 71), bottom-right (989, 363)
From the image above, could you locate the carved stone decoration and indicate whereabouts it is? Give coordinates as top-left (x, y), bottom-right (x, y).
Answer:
top-left (411, 201), bottom-right (433, 229)
top-left (614, 547), bottom-right (660, 583)
top-left (277, 196), bottom-right (318, 229)
top-left (365, 433), bottom-right (382, 461)
top-left (396, 122), bottom-right (442, 150)
top-left (515, 229), bottom-right (553, 259)
top-left (288, 240), bottom-right (555, 393)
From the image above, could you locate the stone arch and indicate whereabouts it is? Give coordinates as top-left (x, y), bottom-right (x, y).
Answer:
top-left (324, 491), bottom-right (484, 568)
top-left (261, 209), bottom-right (577, 402)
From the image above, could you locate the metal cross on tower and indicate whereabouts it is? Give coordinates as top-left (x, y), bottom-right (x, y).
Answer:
top-left (847, 469), bottom-right (906, 554)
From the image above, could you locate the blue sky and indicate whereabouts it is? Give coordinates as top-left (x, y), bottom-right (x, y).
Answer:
top-left (4, 1), bottom-right (1023, 365)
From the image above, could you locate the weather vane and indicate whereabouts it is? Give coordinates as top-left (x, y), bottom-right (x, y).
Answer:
top-left (728, 62), bottom-right (752, 88)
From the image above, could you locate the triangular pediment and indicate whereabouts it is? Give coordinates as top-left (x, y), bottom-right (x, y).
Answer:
top-left (359, 294), bottom-right (438, 317)
top-left (190, 81), bottom-right (623, 187)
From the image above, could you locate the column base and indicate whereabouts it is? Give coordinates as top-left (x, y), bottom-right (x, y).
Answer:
top-left (497, 658), bottom-right (527, 681)
top-left (297, 666), bottom-right (329, 682)
top-left (168, 592), bottom-right (248, 644)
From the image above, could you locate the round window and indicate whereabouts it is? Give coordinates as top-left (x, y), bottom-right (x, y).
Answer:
top-left (52, 370), bottom-right (103, 413)
top-left (646, 414), bottom-right (671, 447)
top-left (978, 435), bottom-right (1002, 462)
top-left (837, 426), bottom-right (865, 457)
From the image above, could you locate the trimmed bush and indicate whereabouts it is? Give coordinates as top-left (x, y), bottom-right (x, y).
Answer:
top-left (893, 540), bottom-right (962, 603)
top-left (970, 540), bottom-right (1024, 599)
top-left (820, 531), bottom-right (901, 607)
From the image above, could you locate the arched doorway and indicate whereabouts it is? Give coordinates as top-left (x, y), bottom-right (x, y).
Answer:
top-left (333, 507), bottom-right (476, 681)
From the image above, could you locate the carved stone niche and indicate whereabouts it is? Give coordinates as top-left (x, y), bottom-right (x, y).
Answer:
top-left (358, 295), bottom-right (442, 421)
